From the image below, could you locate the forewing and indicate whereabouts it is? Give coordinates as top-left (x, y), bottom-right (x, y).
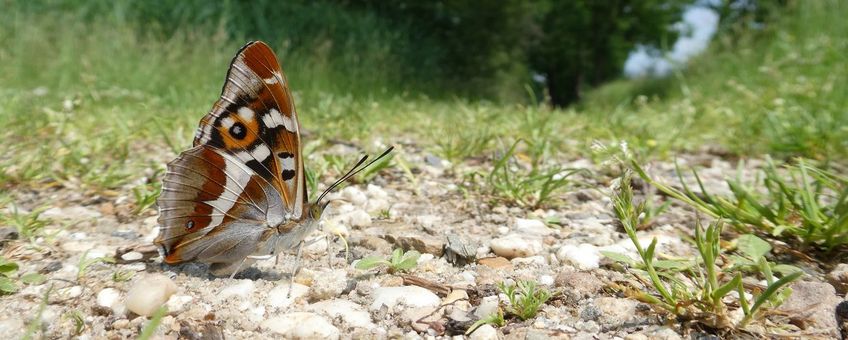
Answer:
top-left (193, 41), bottom-right (306, 220)
top-left (154, 145), bottom-right (285, 264)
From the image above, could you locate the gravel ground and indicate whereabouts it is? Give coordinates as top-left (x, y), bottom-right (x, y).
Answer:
top-left (0, 147), bottom-right (843, 339)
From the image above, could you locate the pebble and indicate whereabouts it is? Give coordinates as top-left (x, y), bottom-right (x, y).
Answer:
top-left (125, 274), bottom-right (177, 317)
top-left (478, 257), bottom-right (512, 270)
top-left (777, 281), bottom-right (841, 338)
top-left (514, 218), bottom-right (553, 236)
top-left (489, 234), bottom-right (543, 259)
top-left (96, 288), bottom-right (121, 311)
top-left (219, 280), bottom-right (255, 301)
top-left (469, 324), bottom-right (498, 340)
top-left (556, 271), bottom-right (605, 301)
top-left (404, 306), bottom-right (442, 332)
top-left (556, 244), bottom-right (601, 270)
top-left (474, 296), bottom-right (499, 319)
top-left (165, 295), bottom-right (193, 313)
top-left (120, 251), bottom-right (144, 262)
top-left (307, 269), bottom-right (347, 300)
top-left (58, 285), bottom-right (83, 299)
top-left (588, 297), bottom-right (640, 326)
top-left (826, 263), bottom-right (848, 294)
top-left (266, 282), bottom-right (309, 308)
top-left (370, 286), bottom-right (441, 311)
top-left (261, 312), bottom-right (340, 339)
top-left (306, 299), bottom-right (374, 329)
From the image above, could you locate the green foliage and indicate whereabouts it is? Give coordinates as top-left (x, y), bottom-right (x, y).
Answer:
top-left (77, 250), bottom-right (115, 280)
top-left (132, 182), bottom-right (161, 215)
top-left (529, 0), bottom-right (686, 106)
top-left (137, 306), bottom-right (168, 340)
top-left (0, 205), bottom-right (50, 242)
top-left (466, 309), bottom-right (505, 335)
top-left (632, 158), bottom-right (848, 251)
top-left (607, 173), bottom-right (803, 328)
top-left (355, 248), bottom-right (420, 274)
top-left (487, 140), bottom-right (584, 208)
top-left (497, 280), bottom-right (552, 321)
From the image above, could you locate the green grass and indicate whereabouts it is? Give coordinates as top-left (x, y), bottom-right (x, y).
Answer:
top-left (0, 1), bottom-right (844, 194)
top-left (606, 173), bottom-right (802, 330)
top-left (631, 158), bottom-right (848, 253)
top-left (355, 248), bottom-right (420, 274)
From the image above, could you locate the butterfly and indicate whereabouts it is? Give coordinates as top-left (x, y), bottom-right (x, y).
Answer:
top-left (154, 41), bottom-right (392, 277)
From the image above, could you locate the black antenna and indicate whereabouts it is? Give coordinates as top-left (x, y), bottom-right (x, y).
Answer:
top-left (314, 146), bottom-right (394, 205)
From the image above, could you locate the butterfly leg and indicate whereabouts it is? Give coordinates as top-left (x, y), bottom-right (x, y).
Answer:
top-left (286, 241), bottom-right (305, 299)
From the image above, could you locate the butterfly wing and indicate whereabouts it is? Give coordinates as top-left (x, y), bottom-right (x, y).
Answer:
top-left (193, 41), bottom-right (307, 222)
top-left (155, 145), bottom-right (285, 265)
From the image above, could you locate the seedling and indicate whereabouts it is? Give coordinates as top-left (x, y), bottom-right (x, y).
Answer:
top-left (497, 280), bottom-right (551, 321)
top-left (465, 309), bottom-right (505, 335)
top-left (355, 248), bottom-right (420, 274)
top-left (132, 183), bottom-right (161, 215)
top-left (77, 250), bottom-right (115, 280)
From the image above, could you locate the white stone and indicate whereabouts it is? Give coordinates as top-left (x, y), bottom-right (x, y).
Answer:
top-left (58, 286), bottom-right (83, 299)
top-left (120, 251), bottom-right (143, 262)
top-left (308, 269), bottom-right (347, 300)
top-left (266, 282), bottom-right (309, 308)
top-left (370, 286), bottom-right (441, 311)
top-left (219, 280), bottom-right (255, 300)
top-left (306, 299), bottom-right (374, 329)
top-left (539, 275), bottom-right (555, 286)
top-left (557, 244), bottom-right (601, 270)
top-left (341, 186), bottom-right (368, 207)
top-left (417, 253), bottom-right (435, 264)
top-left (474, 296), bottom-right (500, 319)
top-left (489, 234), bottom-right (543, 259)
top-left (514, 218), bottom-right (552, 236)
top-left (165, 295), bottom-right (193, 313)
top-left (96, 288), bottom-right (121, 310)
top-left (125, 274), bottom-right (177, 317)
top-left (469, 324), bottom-right (498, 340)
top-left (261, 312), bottom-right (340, 339)
top-left (347, 209), bottom-right (372, 228)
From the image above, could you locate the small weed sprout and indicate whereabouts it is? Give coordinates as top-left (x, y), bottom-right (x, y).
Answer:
top-left (487, 139), bottom-right (584, 208)
top-left (631, 158), bottom-right (848, 251)
top-left (355, 248), bottom-right (420, 274)
top-left (0, 256), bottom-right (46, 294)
top-left (465, 309), bottom-right (505, 335)
top-left (132, 183), bottom-right (161, 215)
top-left (137, 306), bottom-right (168, 340)
top-left (606, 173), bottom-right (803, 329)
top-left (77, 250), bottom-right (115, 280)
top-left (497, 280), bottom-right (552, 321)
top-left (0, 205), bottom-right (50, 242)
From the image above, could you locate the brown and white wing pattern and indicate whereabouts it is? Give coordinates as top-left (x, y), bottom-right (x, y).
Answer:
top-left (155, 145), bottom-right (284, 265)
top-left (193, 41), bottom-right (306, 221)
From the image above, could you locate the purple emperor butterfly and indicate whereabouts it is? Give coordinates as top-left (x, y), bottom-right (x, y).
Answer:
top-left (154, 41), bottom-right (392, 276)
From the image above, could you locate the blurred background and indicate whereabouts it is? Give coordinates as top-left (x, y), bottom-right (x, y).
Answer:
top-left (0, 0), bottom-right (845, 191)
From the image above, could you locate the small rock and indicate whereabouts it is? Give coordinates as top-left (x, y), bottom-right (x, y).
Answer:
top-left (306, 299), bottom-right (374, 329)
top-left (469, 324), bottom-right (498, 340)
top-left (219, 280), bottom-right (255, 300)
top-left (120, 251), bottom-right (144, 262)
top-left (514, 218), bottom-right (553, 237)
top-left (341, 187), bottom-right (368, 207)
top-left (777, 281), bottom-right (841, 338)
top-left (370, 286), bottom-right (441, 311)
top-left (347, 210), bottom-right (372, 228)
top-left (590, 297), bottom-right (640, 326)
top-left (477, 257), bottom-right (512, 270)
top-left (539, 275), bottom-right (554, 286)
top-left (404, 306), bottom-right (442, 332)
top-left (58, 286), bottom-right (83, 299)
top-left (0, 318), bottom-right (23, 338)
top-left (111, 230), bottom-right (140, 239)
top-left (125, 274), bottom-right (177, 317)
top-left (384, 234), bottom-right (445, 256)
top-left (165, 295), bottom-right (193, 314)
top-left (474, 296), bottom-right (499, 319)
top-left (444, 234), bottom-right (476, 266)
top-left (642, 326), bottom-right (683, 340)
top-left (826, 263), bottom-right (848, 294)
top-left (308, 269), bottom-right (347, 300)
top-left (490, 234), bottom-right (542, 259)
top-left (261, 312), bottom-right (340, 339)
top-left (39, 261), bottom-right (62, 274)
top-left (97, 288), bottom-right (121, 311)
top-left (266, 283), bottom-right (309, 308)
top-left (556, 271), bottom-right (605, 301)
top-left (556, 244), bottom-right (600, 270)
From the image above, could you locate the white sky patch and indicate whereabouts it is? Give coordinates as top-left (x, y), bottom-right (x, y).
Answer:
top-left (624, 5), bottom-right (720, 78)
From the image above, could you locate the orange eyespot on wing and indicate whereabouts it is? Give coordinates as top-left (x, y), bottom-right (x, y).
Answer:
top-left (191, 41), bottom-right (307, 220)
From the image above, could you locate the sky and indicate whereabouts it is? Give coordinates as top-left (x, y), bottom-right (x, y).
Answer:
top-left (623, 4), bottom-right (721, 78)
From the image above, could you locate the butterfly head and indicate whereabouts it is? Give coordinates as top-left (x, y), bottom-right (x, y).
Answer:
top-left (307, 200), bottom-right (331, 221)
